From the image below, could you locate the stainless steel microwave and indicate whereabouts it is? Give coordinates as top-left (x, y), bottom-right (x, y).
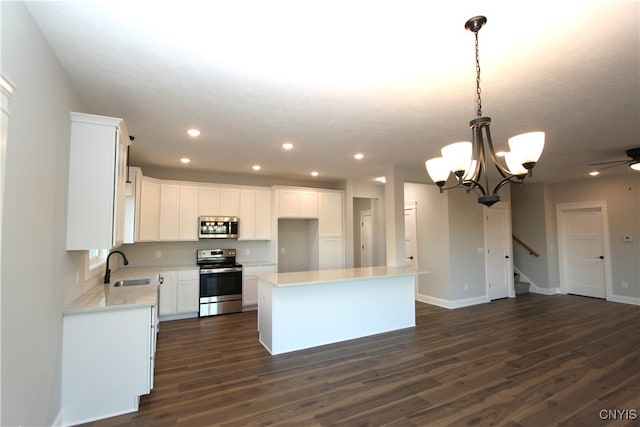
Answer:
top-left (199, 216), bottom-right (239, 239)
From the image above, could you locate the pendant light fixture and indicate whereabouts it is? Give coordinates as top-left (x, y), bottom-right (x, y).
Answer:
top-left (426, 16), bottom-right (545, 207)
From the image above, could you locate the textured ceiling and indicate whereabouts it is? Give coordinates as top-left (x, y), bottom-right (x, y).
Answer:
top-left (25, 0), bottom-right (640, 186)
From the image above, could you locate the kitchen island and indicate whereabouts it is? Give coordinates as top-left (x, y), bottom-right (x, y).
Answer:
top-left (257, 266), bottom-right (424, 355)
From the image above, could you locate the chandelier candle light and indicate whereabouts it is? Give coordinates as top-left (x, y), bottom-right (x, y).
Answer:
top-left (426, 16), bottom-right (545, 207)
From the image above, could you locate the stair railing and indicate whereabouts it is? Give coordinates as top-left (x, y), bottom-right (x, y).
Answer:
top-left (512, 235), bottom-right (541, 257)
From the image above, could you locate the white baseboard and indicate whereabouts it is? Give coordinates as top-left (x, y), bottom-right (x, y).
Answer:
top-left (607, 294), bottom-right (640, 306)
top-left (530, 284), bottom-right (561, 295)
top-left (51, 410), bottom-right (63, 427)
top-left (416, 294), bottom-right (489, 309)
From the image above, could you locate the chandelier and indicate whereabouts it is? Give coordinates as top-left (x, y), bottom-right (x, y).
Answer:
top-left (425, 16), bottom-right (545, 207)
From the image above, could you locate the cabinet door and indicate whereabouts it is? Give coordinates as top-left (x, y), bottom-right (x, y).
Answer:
top-left (243, 265), bottom-right (276, 307)
top-left (255, 190), bottom-right (272, 240)
top-left (278, 190), bottom-right (300, 217)
top-left (319, 237), bottom-right (344, 269)
top-left (176, 279), bottom-right (199, 313)
top-left (176, 269), bottom-right (199, 313)
top-left (159, 271), bottom-right (177, 315)
top-left (239, 190), bottom-right (256, 240)
top-left (198, 187), bottom-right (220, 216)
top-left (66, 114), bottom-right (127, 250)
top-left (319, 192), bottom-right (344, 237)
top-left (299, 191), bottom-right (318, 218)
top-left (137, 179), bottom-right (160, 241)
top-left (220, 187), bottom-right (241, 217)
top-left (113, 127), bottom-right (128, 247)
top-left (159, 184), bottom-right (180, 241)
top-left (179, 186), bottom-right (199, 240)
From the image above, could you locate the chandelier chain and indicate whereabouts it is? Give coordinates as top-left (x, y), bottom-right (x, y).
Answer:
top-left (475, 31), bottom-right (482, 117)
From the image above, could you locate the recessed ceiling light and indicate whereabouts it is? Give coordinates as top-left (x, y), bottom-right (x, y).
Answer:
top-left (252, 164), bottom-right (261, 171)
top-left (311, 171), bottom-right (319, 177)
top-left (180, 157), bottom-right (191, 164)
top-left (589, 170), bottom-right (599, 176)
top-left (375, 176), bottom-right (386, 183)
top-left (187, 129), bottom-right (200, 137)
top-left (354, 153), bottom-right (364, 160)
top-left (496, 151), bottom-right (507, 157)
top-left (282, 142), bottom-right (294, 150)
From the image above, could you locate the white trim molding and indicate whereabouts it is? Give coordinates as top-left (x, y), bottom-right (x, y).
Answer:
top-left (416, 294), bottom-right (489, 309)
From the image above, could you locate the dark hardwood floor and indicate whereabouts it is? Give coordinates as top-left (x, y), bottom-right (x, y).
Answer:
top-left (83, 294), bottom-right (639, 427)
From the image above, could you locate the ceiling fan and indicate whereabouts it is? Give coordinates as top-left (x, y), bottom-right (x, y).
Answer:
top-left (588, 147), bottom-right (640, 173)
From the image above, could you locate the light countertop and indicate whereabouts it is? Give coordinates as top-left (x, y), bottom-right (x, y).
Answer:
top-left (257, 266), bottom-right (428, 288)
top-left (64, 267), bottom-right (161, 315)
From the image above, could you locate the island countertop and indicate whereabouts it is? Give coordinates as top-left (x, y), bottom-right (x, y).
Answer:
top-left (257, 265), bottom-right (427, 288)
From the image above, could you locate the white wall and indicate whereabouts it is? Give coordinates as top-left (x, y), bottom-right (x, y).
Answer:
top-left (512, 175), bottom-right (640, 301)
top-left (1, 3), bottom-right (86, 425)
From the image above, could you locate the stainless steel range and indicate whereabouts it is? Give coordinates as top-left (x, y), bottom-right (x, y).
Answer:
top-left (197, 249), bottom-right (243, 317)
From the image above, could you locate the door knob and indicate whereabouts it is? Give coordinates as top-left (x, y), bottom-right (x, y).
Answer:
top-left (407, 256), bottom-right (414, 260)
top-left (505, 255), bottom-right (510, 259)
top-left (597, 255), bottom-right (604, 259)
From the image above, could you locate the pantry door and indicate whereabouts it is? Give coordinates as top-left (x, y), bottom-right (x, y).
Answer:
top-left (484, 202), bottom-right (513, 300)
top-left (557, 202), bottom-right (611, 299)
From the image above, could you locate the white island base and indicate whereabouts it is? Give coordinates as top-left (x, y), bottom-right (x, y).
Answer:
top-left (257, 266), bottom-right (419, 355)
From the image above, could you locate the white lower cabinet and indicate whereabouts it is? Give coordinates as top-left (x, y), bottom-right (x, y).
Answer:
top-left (62, 305), bottom-right (156, 426)
top-left (243, 264), bottom-right (276, 308)
top-left (159, 269), bottom-right (199, 319)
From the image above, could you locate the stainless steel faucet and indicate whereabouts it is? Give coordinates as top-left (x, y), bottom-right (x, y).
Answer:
top-left (104, 250), bottom-right (129, 283)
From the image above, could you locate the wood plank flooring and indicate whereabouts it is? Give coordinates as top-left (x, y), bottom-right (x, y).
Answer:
top-left (82, 294), bottom-right (639, 426)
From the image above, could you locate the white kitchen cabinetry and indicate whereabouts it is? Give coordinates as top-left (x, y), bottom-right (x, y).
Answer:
top-left (318, 191), bottom-right (344, 237)
top-left (136, 178), bottom-right (160, 241)
top-left (159, 184), bottom-right (180, 240)
top-left (159, 269), bottom-right (199, 319)
top-left (62, 305), bottom-right (156, 425)
top-left (137, 180), bottom-right (199, 242)
top-left (158, 270), bottom-right (177, 315)
top-left (319, 237), bottom-right (345, 269)
top-left (276, 188), bottom-right (318, 218)
top-left (178, 186), bottom-right (199, 240)
top-left (220, 187), bottom-right (241, 216)
top-left (176, 269), bottom-right (199, 313)
top-left (198, 186), bottom-right (220, 216)
top-left (66, 112), bottom-right (131, 250)
top-left (243, 264), bottom-right (276, 308)
top-left (239, 189), bottom-right (272, 240)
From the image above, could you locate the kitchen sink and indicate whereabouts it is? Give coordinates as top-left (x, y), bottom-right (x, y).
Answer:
top-left (113, 278), bottom-right (151, 287)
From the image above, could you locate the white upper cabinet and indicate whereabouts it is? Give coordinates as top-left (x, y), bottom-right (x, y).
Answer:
top-left (66, 112), bottom-right (130, 250)
top-left (178, 186), bottom-right (199, 240)
top-left (159, 184), bottom-right (180, 241)
top-left (198, 187), bottom-right (220, 216)
top-left (318, 191), bottom-right (344, 237)
top-left (239, 189), bottom-right (271, 240)
top-left (136, 178), bottom-right (160, 242)
top-left (220, 187), bottom-right (241, 217)
top-left (276, 188), bottom-right (318, 218)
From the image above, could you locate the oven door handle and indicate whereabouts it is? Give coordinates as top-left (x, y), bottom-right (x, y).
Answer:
top-left (200, 267), bottom-right (243, 274)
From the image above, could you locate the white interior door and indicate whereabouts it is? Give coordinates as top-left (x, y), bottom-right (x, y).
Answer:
top-left (360, 211), bottom-right (373, 267)
top-left (404, 205), bottom-right (417, 268)
top-left (484, 203), bottom-right (513, 300)
top-left (558, 204), bottom-right (609, 298)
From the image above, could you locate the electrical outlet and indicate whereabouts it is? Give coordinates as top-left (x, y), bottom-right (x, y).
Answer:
top-left (281, 247), bottom-right (286, 254)
top-left (245, 248), bottom-right (251, 256)
top-left (155, 250), bottom-right (162, 259)
top-left (622, 281), bottom-right (629, 289)
top-left (464, 283), bottom-right (468, 291)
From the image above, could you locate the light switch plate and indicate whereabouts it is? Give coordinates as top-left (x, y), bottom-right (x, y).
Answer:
top-left (623, 235), bottom-right (632, 242)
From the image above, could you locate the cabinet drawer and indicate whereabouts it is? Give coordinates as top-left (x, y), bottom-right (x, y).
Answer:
top-left (177, 269), bottom-right (199, 281)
